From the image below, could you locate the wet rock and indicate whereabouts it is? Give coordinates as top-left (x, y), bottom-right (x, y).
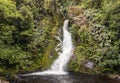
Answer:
top-left (85, 62), bottom-right (94, 69)
top-left (0, 79), bottom-right (9, 83)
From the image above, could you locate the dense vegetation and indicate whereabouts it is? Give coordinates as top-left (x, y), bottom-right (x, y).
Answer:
top-left (68, 0), bottom-right (120, 74)
top-left (0, 0), bottom-right (120, 75)
top-left (0, 0), bottom-right (61, 73)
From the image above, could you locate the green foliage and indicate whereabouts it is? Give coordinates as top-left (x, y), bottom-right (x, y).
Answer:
top-left (0, 0), bottom-right (120, 75)
top-left (0, 45), bottom-right (32, 70)
top-left (0, 25), bottom-right (15, 44)
top-left (0, 0), bottom-right (20, 19)
top-left (0, 0), bottom-right (63, 73)
top-left (68, 0), bottom-right (120, 74)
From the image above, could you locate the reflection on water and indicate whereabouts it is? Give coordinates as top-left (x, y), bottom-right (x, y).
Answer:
top-left (10, 72), bottom-right (120, 83)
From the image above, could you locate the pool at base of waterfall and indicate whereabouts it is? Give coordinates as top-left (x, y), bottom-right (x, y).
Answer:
top-left (9, 72), bottom-right (120, 83)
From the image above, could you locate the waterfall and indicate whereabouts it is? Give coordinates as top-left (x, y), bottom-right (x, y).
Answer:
top-left (24, 20), bottom-right (73, 75)
top-left (50, 20), bottom-right (73, 72)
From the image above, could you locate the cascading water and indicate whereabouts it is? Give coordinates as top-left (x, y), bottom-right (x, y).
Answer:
top-left (24, 20), bottom-right (73, 75)
top-left (51, 20), bottom-right (73, 72)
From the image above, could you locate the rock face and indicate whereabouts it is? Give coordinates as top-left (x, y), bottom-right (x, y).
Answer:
top-left (0, 79), bottom-right (9, 83)
top-left (68, 6), bottom-right (88, 27)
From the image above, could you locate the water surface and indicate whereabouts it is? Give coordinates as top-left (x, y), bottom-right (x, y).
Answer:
top-left (10, 72), bottom-right (120, 83)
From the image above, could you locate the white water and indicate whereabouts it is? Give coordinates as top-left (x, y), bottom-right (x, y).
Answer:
top-left (24, 20), bottom-right (73, 75)
top-left (51, 20), bottom-right (73, 72)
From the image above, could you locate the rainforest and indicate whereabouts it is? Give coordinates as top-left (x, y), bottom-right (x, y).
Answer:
top-left (0, 0), bottom-right (120, 83)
